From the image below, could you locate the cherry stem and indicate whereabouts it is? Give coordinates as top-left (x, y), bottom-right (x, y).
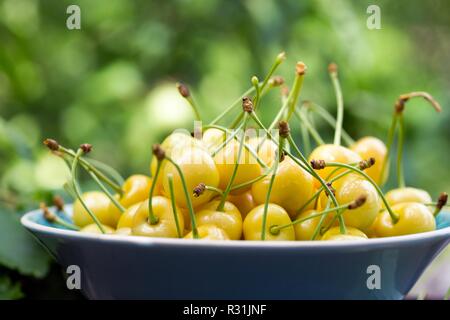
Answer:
top-left (203, 124), bottom-right (269, 169)
top-left (249, 111), bottom-right (347, 235)
top-left (71, 149), bottom-right (105, 234)
top-left (210, 122), bottom-right (244, 157)
top-left (147, 161), bottom-right (161, 225)
top-left (396, 115), bottom-right (406, 188)
top-left (204, 185), bottom-right (224, 197)
top-left (167, 174), bottom-right (182, 238)
top-left (209, 87), bottom-right (255, 125)
top-left (59, 146), bottom-right (123, 195)
top-left (287, 137), bottom-right (347, 235)
top-left (88, 170), bottom-right (125, 213)
top-left (329, 67), bottom-right (344, 146)
top-left (271, 200), bottom-right (353, 234)
top-left (324, 162), bottom-right (399, 223)
top-left (166, 156), bottom-right (198, 239)
top-left (261, 141), bottom-right (282, 240)
top-left (295, 108), bottom-right (325, 145)
top-left (311, 198), bottom-right (331, 240)
top-left (217, 113), bottom-right (250, 212)
top-left (302, 101), bottom-right (355, 146)
top-left (230, 166), bottom-right (274, 191)
top-left (380, 114), bottom-right (398, 188)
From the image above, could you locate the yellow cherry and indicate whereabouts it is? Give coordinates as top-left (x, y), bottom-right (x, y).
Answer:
top-left (131, 196), bottom-right (185, 238)
top-left (243, 203), bottom-right (295, 241)
top-left (214, 140), bottom-right (262, 194)
top-left (162, 147), bottom-right (219, 208)
top-left (195, 200), bottom-right (242, 240)
top-left (373, 202), bottom-right (436, 237)
top-left (308, 144), bottom-right (362, 187)
top-left (321, 226), bottom-right (368, 240)
top-left (115, 228), bottom-right (132, 235)
top-left (227, 191), bottom-right (256, 218)
top-left (247, 137), bottom-right (278, 167)
top-left (202, 128), bottom-right (225, 152)
top-left (385, 187), bottom-right (432, 209)
top-left (150, 132), bottom-right (204, 194)
top-left (116, 202), bottom-right (142, 229)
top-left (108, 174), bottom-right (153, 219)
top-left (73, 191), bottom-right (121, 228)
top-left (334, 174), bottom-right (381, 231)
top-left (252, 157), bottom-right (315, 218)
top-left (79, 223), bottom-right (115, 234)
top-left (351, 136), bottom-right (388, 185)
top-left (184, 225), bottom-right (230, 240)
top-left (293, 209), bottom-right (330, 240)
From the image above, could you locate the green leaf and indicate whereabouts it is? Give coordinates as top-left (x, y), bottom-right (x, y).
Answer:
top-left (0, 206), bottom-right (51, 278)
top-left (0, 275), bottom-right (24, 300)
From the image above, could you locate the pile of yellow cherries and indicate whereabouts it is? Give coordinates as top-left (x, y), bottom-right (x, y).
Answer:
top-left (42, 53), bottom-right (448, 241)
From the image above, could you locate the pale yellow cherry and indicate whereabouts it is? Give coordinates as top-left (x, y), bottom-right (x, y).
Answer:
top-left (79, 223), bottom-right (115, 234)
top-left (321, 226), bottom-right (368, 240)
top-left (351, 136), bottom-right (388, 185)
top-left (214, 139), bottom-right (262, 194)
top-left (252, 157), bottom-right (315, 218)
top-left (73, 191), bottom-right (121, 228)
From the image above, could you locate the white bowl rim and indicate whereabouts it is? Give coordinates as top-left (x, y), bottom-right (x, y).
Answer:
top-left (21, 206), bottom-right (450, 249)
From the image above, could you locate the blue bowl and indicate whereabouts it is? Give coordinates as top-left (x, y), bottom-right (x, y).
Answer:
top-left (21, 207), bottom-right (450, 299)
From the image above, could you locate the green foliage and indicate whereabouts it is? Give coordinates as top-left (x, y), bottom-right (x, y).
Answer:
top-left (0, 206), bottom-right (51, 278)
top-left (0, 275), bottom-right (24, 300)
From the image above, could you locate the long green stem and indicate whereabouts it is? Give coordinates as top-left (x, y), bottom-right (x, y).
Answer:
top-left (217, 113), bottom-right (250, 211)
top-left (71, 149), bottom-right (105, 234)
top-left (204, 185), bottom-right (224, 197)
top-left (210, 122), bottom-right (244, 157)
top-left (285, 71), bottom-right (305, 121)
top-left (230, 166), bottom-right (274, 191)
top-left (60, 146), bottom-right (123, 195)
top-left (381, 114), bottom-right (398, 188)
top-left (147, 161), bottom-right (161, 224)
top-left (396, 115), bottom-right (406, 188)
top-left (53, 216), bottom-right (80, 231)
top-left (295, 109), bottom-right (324, 145)
top-left (325, 162), bottom-right (399, 223)
top-left (261, 146), bottom-right (281, 240)
top-left (203, 124), bottom-right (269, 169)
top-left (166, 156), bottom-right (198, 239)
top-left (186, 95), bottom-right (201, 121)
top-left (311, 198), bottom-right (331, 240)
top-left (209, 87), bottom-right (255, 125)
top-left (330, 68), bottom-right (344, 146)
top-left (167, 174), bottom-right (182, 238)
top-left (88, 171), bottom-right (125, 213)
top-left (304, 101), bottom-right (354, 146)
top-left (271, 201), bottom-right (352, 233)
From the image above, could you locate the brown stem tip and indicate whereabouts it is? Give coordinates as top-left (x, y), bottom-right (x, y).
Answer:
top-left (242, 97), bottom-right (254, 113)
top-left (176, 82), bottom-right (190, 98)
top-left (281, 85), bottom-right (289, 97)
top-left (358, 157), bottom-right (376, 170)
top-left (268, 76), bottom-right (285, 87)
top-left (43, 138), bottom-right (59, 151)
top-left (193, 183), bottom-right (206, 197)
top-left (80, 143), bottom-right (93, 154)
top-left (437, 192), bottom-right (448, 210)
top-left (325, 182), bottom-right (336, 197)
top-left (348, 195), bottom-right (367, 210)
top-left (310, 159), bottom-right (326, 170)
top-left (53, 195), bottom-right (65, 211)
top-left (278, 121), bottom-right (290, 138)
top-left (296, 62), bottom-right (307, 76)
top-left (152, 144), bottom-right (166, 161)
top-left (328, 62), bottom-right (338, 74)
top-left (40, 203), bottom-right (56, 222)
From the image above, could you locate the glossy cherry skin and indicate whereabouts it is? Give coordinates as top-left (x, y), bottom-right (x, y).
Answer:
top-left (131, 196), bottom-right (185, 238)
top-left (308, 144), bottom-right (362, 187)
top-left (243, 203), bottom-right (295, 241)
top-left (184, 225), bottom-right (230, 240)
top-left (162, 146), bottom-right (220, 208)
top-left (73, 191), bottom-right (121, 228)
top-left (214, 140), bottom-right (262, 194)
top-left (227, 191), bottom-right (256, 219)
top-left (373, 202), bottom-right (436, 237)
top-left (321, 226), bottom-right (368, 240)
top-left (202, 128), bottom-right (225, 152)
top-left (252, 157), bottom-right (315, 218)
top-left (195, 200), bottom-right (243, 240)
top-left (79, 223), bottom-right (115, 234)
top-left (116, 202), bottom-right (142, 229)
top-left (385, 187), bottom-right (432, 212)
top-left (351, 136), bottom-right (388, 185)
top-left (334, 174), bottom-right (381, 231)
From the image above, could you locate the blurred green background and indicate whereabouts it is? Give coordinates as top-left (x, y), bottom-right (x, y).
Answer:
top-left (0, 0), bottom-right (449, 299)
